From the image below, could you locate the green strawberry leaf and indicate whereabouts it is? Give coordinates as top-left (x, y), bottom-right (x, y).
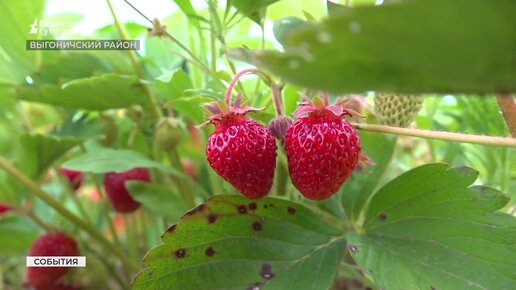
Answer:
top-left (347, 163), bottom-right (516, 290)
top-left (16, 74), bottom-right (147, 110)
top-left (168, 96), bottom-right (213, 123)
top-left (0, 216), bottom-right (39, 255)
top-left (0, 0), bottom-right (46, 85)
top-left (273, 17), bottom-right (310, 46)
top-left (30, 52), bottom-right (115, 85)
top-left (172, 0), bottom-right (201, 27)
top-left (155, 69), bottom-right (193, 100)
top-left (132, 195), bottom-right (345, 289)
top-left (326, 1), bottom-right (348, 16)
top-left (231, 0), bottom-right (282, 23)
top-left (62, 148), bottom-right (163, 174)
top-left (126, 181), bottom-right (189, 219)
top-left (339, 131), bottom-right (397, 222)
top-left (230, 0), bottom-right (516, 94)
top-left (16, 134), bottom-right (82, 179)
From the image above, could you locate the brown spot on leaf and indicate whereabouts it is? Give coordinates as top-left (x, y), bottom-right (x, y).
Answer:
top-left (347, 244), bottom-right (358, 254)
top-left (165, 224), bottom-right (176, 233)
top-left (237, 205), bottom-right (248, 214)
top-left (252, 222), bottom-right (262, 231)
top-left (207, 214), bottom-right (217, 224)
top-left (246, 283), bottom-right (263, 290)
top-left (378, 213), bottom-right (387, 221)
top-left (205, 247), bottom-right (215, 257)
top-left (249, 202), bottom-right (257, 210)
top-left (161, 224), bottom-right (177, 238)
top-left (183, 204), bottom-right (206, 217)
top-left (287, 207), bottom-right (296, 214)
top-left (264, 205), bottom-right (269, 209)
top-left (260, 263), bottom-right (275, 280)
top-left (174, 249), bottom-right (186, 259)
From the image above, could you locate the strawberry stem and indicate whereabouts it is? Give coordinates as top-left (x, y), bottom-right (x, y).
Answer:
top-left (351, 122), bottom-right (516, 148)
top-left (271, 83), bottom-right (284, 116)
top-left (11, 205), bottom-right (54, 233)
top-left (224, 68), bottom-right (259, 105)
top-left (224, 68), bottom-right (273, 106)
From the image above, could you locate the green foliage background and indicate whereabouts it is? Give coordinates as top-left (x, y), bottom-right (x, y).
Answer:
top-left (0, 0), bottom-right (514, 289)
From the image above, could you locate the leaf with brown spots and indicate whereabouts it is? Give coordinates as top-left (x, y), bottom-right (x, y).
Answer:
top-left (347, 163), bottom-right (516, 290)
top-left (132, 195), bottom-right (344, 290)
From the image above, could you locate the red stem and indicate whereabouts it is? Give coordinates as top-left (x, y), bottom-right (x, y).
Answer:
top-left (224, 68), bottom-right (260, 105)
top-left (271, 84), bottom-right (283, 116)
top-left (496, 94), bottom-right (516, 138)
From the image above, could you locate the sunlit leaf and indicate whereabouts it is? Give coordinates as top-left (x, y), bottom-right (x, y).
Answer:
top-left (0, 0), bottom-right (46, 85)
top-left (16, 74), bottom-right (147, 110)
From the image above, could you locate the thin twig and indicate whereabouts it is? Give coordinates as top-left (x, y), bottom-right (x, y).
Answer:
top-left (118, 0), bottom-right (223, 86)
top-left (106, 0), bottom-right (161, 120)
top-left (351, 123), bottom-right (516, 148)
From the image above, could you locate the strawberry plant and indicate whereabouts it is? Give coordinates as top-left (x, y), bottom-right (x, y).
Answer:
top-left (0, 0), bottom-right (515, 289)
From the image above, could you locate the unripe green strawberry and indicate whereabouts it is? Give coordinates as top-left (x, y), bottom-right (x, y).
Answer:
top-left (155, 117), bottom-right (183, 150)
top-left (374, 93), bottom-right (424, 127)
top-left (98, 115), bottom-right (118, 147)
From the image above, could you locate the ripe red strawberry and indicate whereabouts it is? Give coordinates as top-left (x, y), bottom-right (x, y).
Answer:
top-left (0, 203), bottom-right (11, 214)
top-left (103, 168), bottom-right (150, 213)
top-left (59, 168), bottom-right (84, 191)
top-left (285, 95), bottom-right (361, 200)
top-left (35, 281), bottom-right (82, 290)
top-left (201, 96), bottom-right (277, 199)
top-left (26, 232), bottom-right (79, 288)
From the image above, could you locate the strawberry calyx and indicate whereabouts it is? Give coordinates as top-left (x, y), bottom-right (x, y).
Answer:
top-left (293, 93), bottom-right (363, 120)
top-left (198, 94), bottom-right (262, 128)
top-left (357, 152), bottom-right (376, 172)
top-left (198, 68), bottom-right (270, 129)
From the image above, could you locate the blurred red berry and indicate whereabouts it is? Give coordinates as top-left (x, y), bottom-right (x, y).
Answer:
top-left (103, 168), bottom-right (150, 213)
top-left (27, 232), bottom-right (79, 288)
top-left (58, 168), bottom-right (84, 191)
top-left (0, 203), bottom-right (11, 214)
